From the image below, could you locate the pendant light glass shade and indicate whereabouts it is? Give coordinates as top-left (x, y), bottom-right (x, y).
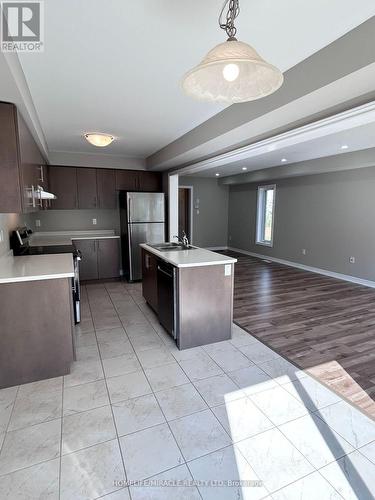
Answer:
top-left (182, 40), bottom-right (283, 103)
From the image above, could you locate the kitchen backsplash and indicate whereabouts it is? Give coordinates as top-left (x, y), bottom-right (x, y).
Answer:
top-left (27, 209), bottom-right (120, 233)
top-left (0, 213), bottom-right (30, 257)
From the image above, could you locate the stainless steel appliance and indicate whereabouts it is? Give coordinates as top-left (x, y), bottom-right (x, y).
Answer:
top-left (10, 227), bottom-right (81, 323)
top-left (120, 192), bottom-right (165, 281)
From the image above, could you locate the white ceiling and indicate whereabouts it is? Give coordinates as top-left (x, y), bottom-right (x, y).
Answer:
top-left (190, 121), bottom-right (375, 178)
top-left (18, 0), bottom-right (375, 160)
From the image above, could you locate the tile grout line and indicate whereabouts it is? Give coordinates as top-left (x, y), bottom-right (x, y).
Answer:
top-left (58, 371), bottom-right (65, 500)
top-left (111, 283), bottom-right (273, 496)
top-left (106, 282), bottom-right (204, 500)
top-left (87, 283), bottom-right (131, 499)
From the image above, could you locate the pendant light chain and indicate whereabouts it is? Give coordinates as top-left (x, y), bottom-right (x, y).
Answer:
top-left (219, 0), bottom-right (240, 40)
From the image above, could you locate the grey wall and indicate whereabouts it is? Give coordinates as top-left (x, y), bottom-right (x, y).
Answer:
top-left (27, 209), bottom-right (120, 233)
top-left (228, 166), bottom-right (375, 281)
top-left (179, 176), bottom-right (228, 248)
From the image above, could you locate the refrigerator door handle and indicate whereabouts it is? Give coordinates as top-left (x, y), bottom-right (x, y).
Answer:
top-left (128, 196), bottom-right (132, 223)
top-left (128, 224), bottom-right (133, 281)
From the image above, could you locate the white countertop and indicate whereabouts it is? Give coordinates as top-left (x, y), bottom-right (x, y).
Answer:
top-left (0, 253), bottom-right (75, 284)
top-left (140, 243), bottom-right (237, 268)
top-left (29, 230), bottom-right (120, 247)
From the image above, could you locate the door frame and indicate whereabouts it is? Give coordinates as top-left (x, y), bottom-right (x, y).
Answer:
top-left (179, 185), bottom-right (194, 245)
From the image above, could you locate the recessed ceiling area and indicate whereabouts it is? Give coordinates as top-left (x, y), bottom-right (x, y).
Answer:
top-left (18, 0), bottom-right (375, 162)
top-left (185, 120), bottom-right (375, 178)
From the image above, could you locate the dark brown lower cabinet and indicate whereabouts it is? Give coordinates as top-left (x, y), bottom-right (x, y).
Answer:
top-left (74, 238), bottom-right (120, 281)
top-left (74, 239), bottom-right (99, 280)
top-left (141, 248), bottom-right (158, 312)
top-left (0, 278), bottom-right (74, 388)
top-left (98, 239), bottom-right (120, 279)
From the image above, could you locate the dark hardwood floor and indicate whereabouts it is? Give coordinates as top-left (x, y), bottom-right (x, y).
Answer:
top-left (226, 251), bottom-right (375, 419)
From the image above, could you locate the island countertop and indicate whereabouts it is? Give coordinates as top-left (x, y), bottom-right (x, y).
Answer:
top-left (0, 253), bottom-right (74, 284)
top-left (140, 243), bottom-right (237, 268)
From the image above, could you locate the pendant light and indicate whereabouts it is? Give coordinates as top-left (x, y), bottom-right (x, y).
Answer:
top-left (182, 0), bottom-right (283, 104)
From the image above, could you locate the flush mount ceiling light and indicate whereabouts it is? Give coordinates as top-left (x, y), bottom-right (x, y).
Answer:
top-left (84, 133), bottom-right (114, 147)
top-left (182, 0), bottom-right (283, 104)
top-left (215, 173), bottom-right (220, 176)
top-left (341, 144), bottom-right (349, 150)
top-left (242, 167), bottom-right (247, 170)
top-left (281, 158), bottom-right (287, 162)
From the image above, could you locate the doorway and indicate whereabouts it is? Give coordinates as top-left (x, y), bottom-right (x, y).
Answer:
top-left (178, 186), bottom-right (193, 243)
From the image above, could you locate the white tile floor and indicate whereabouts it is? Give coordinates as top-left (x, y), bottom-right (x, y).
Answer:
top-left (0, 281), bottom-right (375, 499)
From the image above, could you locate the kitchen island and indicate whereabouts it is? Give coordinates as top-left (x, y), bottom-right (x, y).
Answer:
top-left (140, 243), bottom-right (237, 349)
top-left (0, 253), bottom-right (75, 388)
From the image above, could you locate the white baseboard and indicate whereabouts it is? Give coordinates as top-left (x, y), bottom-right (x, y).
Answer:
top-left (227, 246), bottom-right (375, 289)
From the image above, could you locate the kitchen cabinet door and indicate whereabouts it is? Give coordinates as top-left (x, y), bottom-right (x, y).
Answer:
top-left (73, 239), bottom-right (98, 280)
top-left (49, 166), bottom-right (78, 209)
top-left (115, 170), bottom-right (139, 191)
top-left (77, 168), bottom-right (98, 209)
top-left (98, 239), bottom-right (120, 279)
top-left (142, 249), bottom-right (158, 312)
top-left (138, 171), bottom-right (162, 192)
top-left (0, 103), bottom-right (20, 213)
top-left (97, 169), bottom-right (117, 208)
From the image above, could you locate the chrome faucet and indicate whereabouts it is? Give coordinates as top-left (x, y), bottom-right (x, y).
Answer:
top-left (174, 231), bottom-right (189, 246)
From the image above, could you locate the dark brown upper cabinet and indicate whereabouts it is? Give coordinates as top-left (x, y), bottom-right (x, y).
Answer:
top-left (0, 102), bottom-right (46, 213)
top-left (49, 166), bottom-right (78, 209)
top-left (77, 167), bottom-right (97, 209)
top-left (115, 170), bottom-right (139, 191)
top-left (97, 169), bottom-right (116, 209)
top-left (138, 171), bottom-right (162, 192)
top-left (115, 169), bottom-right (162, 192)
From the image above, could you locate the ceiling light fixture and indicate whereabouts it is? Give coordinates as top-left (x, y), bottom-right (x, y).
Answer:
top-left (242, 167), bottom-right (247, 170)
top-left (281, 158), bottom-right (287, 162)
top-left (341, 144), bottom-right (349, 150)
top-left (84, 133), bottom-right (114, 147)
top-left (215, 173), bottom-right (220, 177)
top-left (182, 0), bottom-right (283, 103)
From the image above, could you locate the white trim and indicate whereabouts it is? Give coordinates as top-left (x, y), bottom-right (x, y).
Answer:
top-left (256, 184), bottom-right (276, 247)
top-left (174, 100), bottom-right (375, 177)
top-left (227, 246), bottom-right (375, 289)
top-left (179, 185), bottom-right (194, 244)
top-left (168, 173), bottom-right (179, 241)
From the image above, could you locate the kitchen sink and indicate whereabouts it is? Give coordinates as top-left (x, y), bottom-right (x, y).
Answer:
top-left (150, 242), bottom-right (196, 251)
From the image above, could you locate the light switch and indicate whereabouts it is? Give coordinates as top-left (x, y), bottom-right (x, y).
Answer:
top-left (92, 218), bottom-right (97, 225)
top-left (35, 219), bottom-right (41, 227)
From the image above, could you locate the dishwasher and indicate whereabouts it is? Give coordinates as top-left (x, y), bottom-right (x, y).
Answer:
top-left (157, 260), bottom-right (177, 338)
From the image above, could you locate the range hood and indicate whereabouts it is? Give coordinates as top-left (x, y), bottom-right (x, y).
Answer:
top-left (37, 186), bottom-right (57, 200)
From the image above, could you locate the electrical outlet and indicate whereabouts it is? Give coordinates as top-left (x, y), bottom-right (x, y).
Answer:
top-left (302, 248), bottom-right (306, 255)
top-left (196, 209), bottom-right (200, 215)
top-left (35, 219), bottom-right (41, 227)
top-left (349, 256), bottom-right (355, 264)
top-left (92, 218), bottom-right (97, 225)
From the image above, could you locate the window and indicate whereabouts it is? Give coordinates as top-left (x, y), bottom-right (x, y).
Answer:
top-left (256, 185), bottom-right (276, 246)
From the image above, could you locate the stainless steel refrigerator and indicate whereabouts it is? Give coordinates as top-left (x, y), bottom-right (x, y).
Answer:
top-left (120, 191), bottom-right (165, 281)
